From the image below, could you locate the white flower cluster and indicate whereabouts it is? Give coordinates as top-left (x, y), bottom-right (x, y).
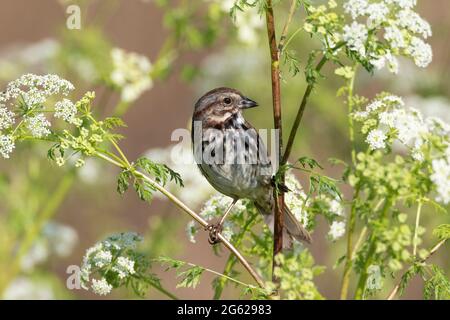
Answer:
top-left (209, 0), bottom-right (264, 45)
top-left (284, 173), bottom-right (310, 227)
top-left (316, 194), bottom-right (347, 241)
top-left (81, 232), bottom-right (142, 295)
top-left (329, 221), bottom-right (346, 241)
top-left (356, 94), bottom-right (450, 204)
top-left (186, 194), bottom-right (246, 243)
top-left (358, 95), bottom-right (428, 157)
top-left (110, 48), bottom-right (153, 103)
top-left (342, 0), bottom-right (432, 73)
top-left (25, 113), bottom-right (51, 138)
top-left (54, 98), bottom-right (77, 123)
top-left (0, 73), bottom-right (74, 105)
top-left (0, 74), bottom-right (76, 158)
top-left (0, 135), bottom-right (15, 159)
top-left (430, 146), bottom-right (450, 204)
top-left (21, 222), bottom-right (78, 272)
top-left (3, 277), bottom-right (54, 300)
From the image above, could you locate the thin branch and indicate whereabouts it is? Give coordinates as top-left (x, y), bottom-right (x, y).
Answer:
top-left (387, 239), bottom-right (447, 300)
top-left (278, 0), bottom-right (298, 54)
top-left (282, 42), bottom-right (345, 164)
top-left (265, 0), bottom-right (284, 278)
top-left (95, 151), bottom-right (266, 289)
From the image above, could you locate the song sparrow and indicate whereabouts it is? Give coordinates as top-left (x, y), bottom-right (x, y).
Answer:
top-left (192, 87), bottom-right (311, 246)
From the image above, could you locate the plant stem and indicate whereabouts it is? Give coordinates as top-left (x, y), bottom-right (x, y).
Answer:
top-left (387, 239), bottom-right (447, 300)
top-left (412, 201), bottom-right (423, 258)
top-left (278, 0), bottom-right (298, 54)
top-left (213, 214), bottom-right (257, 299)
top-left (265, 0), bottom-right (284, 279)
top-left (340, 185), bottom-right (360, 299)
top-left (354, 199), bottom-right (392, 299)
top-left (282, 42), bottom-right (345, 164)
top-left (347, 65), bottom-right (358, 165)
top-left (339, 66), bottom-right (359, 299)
top-left (140, 276), bottom-right (180, 300)
top-left (95, 151), bottom-right (266, 289)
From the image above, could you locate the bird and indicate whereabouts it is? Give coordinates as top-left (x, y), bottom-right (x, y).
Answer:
top-left (191, 87), bottom-right (311, 246)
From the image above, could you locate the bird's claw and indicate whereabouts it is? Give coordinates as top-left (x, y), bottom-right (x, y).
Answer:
top-left (205, 223), bottom-right (223, 245)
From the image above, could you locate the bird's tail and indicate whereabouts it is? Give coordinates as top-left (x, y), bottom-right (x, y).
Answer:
top-left (255, 203), bottom-right (312, 248)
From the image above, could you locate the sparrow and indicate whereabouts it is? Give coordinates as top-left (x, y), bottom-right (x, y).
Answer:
top-left (191, 87), bottom-right (311, 246)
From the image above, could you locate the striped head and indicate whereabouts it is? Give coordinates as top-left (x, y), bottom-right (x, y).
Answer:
top-left (193, 87), bottom-right (258, 125)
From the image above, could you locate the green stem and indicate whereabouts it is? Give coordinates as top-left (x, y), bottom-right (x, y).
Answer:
top-left (213, 214), bottom-right (257, 299)
top-left (347, 65), bottom-right (358, 165)
top-left (340, 185), bottom-right (360, 300)
top-left (140, 277), bottom-right (179, 300)
top-left (354, 199), bottom-right (392, 299)
top-left (282, 42), bottom-right (345, 164)
top-left (387, 239), bottom-right (447, 300)
top-left (339, 66), bottom-right (359, 300)
top-left (412, 201), bottom-right (423, 258)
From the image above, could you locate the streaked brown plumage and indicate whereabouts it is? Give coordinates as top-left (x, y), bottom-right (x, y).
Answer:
top-left (192, 87), bottom-right (311, 246)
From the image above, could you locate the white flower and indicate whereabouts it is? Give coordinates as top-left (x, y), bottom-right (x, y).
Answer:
top-left (343, 22), bottom-right (368, 56)
top-left (285, 173), bottom-right (309, 226)
top-left (385, 0), bottom-right (417, 10)
top-left (234, 9), bottom-right (264, 45)
top-left (370, 52), bottom-right (399, 74)
top-left (384, 95), bottom-right (405, 106)
top-left (379, 110), bottom-right (399, 127)
top-left (113, 256), bottom-right (136, 279)
top-left (20, 241), bottom-right (49, 272)
top-left (0, 135), bottom-right (15, 158)
top-left (110, 48), bottom-right (153, 102)
top-left (397, 9), bottom-right (432, 39)
top-left (343, 0), bottom-right (368, 19)
top-left (366, 129), bottom-right (387, 150)
top-left (431, 158), bottom-right (450, 204)
top-left (55, 99), bottom-right (77, 123)
top-left (384, 26), bottom-right (406, 49)
top-left (91, 278), bottom-right (113, 296)
top-left (366, 2), bottom-right (389, 27)
top-left (328, 221), bottom-right (346, 241)
top-left (367, 100), bottom-right (384, 113)
top-left (0, 105), bottom-right (15, 130)
top-left (3, 277), bottom-right (54, 300)
top-left (186, 220), bottom-right (198, 243)
top-left (43, 222), bottom-right (78, 257)
top-left (406, 37), bottom-right (433, 68)
top-left (1, 74), bottom-right (74, 105)
top-left (94, 250), bottom-right (112, 268)
top-left (25, 113), bottom-right (51, 138)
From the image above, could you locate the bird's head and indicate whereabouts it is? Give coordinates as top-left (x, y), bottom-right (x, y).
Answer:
top-left (193, 87), bottom-right (258, 122)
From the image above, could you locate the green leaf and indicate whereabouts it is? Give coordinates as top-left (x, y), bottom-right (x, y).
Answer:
top-left (136, 157), bottom-right (183, 187)
top-left (176, 266), bottom-right (204, 289)
top-left (297, 156), bottom-right (323, 170)
top-left (103, 117), bottom-right (127, 129)
top-left (424, 265), bottom-right (450, 300)
top-left (133, 180), bottom-right (155, 202)
top-left (117, 170), bottom-right (132, 195)
top-left (433, 224), bottom-right (450, 240)
top-left (398, 263), bottom-right (425, 297)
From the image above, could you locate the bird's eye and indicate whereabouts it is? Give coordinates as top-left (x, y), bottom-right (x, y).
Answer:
top-left (223, 97), bottom-right (232, 105)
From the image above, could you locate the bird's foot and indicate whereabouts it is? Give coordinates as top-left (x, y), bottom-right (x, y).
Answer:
top-left (205, 223), bottom-right (223, 245)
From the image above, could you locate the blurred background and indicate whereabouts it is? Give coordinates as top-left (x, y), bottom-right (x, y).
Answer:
top-left (0, 0), bottom-right (448, 299)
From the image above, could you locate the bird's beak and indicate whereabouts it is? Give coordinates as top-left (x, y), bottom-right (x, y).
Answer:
top-left (240, 96), bottom-right (259, 109)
